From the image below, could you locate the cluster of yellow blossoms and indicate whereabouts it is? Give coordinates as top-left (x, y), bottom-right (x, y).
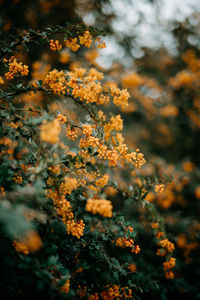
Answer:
top-left (44, 67), bottom-right (129, 110)
top-left (49, 165), bottom-right (61, 175)
top-left (116, 237), bottom-right (140, 254)
top-left (57, 113), bottom-right (67, 124)
top-left (44, 69), bottom-right (66, 94)
top-left (95, 174), bottom-right (109, 188)
top-left (40, 119), bottom-right (61, 144)
top-left (78, 285), bottom-right (132, 299)
top-left (0, 186), bottom-right (5, 196)
top-left (101, 285), bottom-right (132, 299)
top-left (46, 176), bottom-right (85, 239)
top-left (66, 126), bottom-right (78, 141)
top-left (155, 183), bottom-right (165, 193)
top-left (115, 226), bottom-right (140, 254)
top-left (150, 221), bottom-right (176, 279)
top-left (78, 124), bottom-right (145, 168)
top-left (13, 174), bottom-right (23, 184)
top-left (151, 222), bottom-right (159, 229)
top-left (160, 239), bottom-right (175, 253)
top-left (0, 75), bottom-right (4, 84)
top-left (82, 124), bottom-right (93, 136)
top-left (108, 83), bottom-right (130, 109)
top-left (157, 239), bottom-right (176, 279)
top-left (64, 38), bottom-right (80, 52)
top-left (104, 115), bottom-right (123, 141)
top-left (49, 30), bottom-right (105, 52)
top-left (86, 199), bottom-right (113, 218)
top-left (59, 50), bottom-right (70, 64)
top-left (13, 240), bottom-right (29, 255)
top-left (79, 30), bottom-right (92, 48)
top-left (61, 279), bottom-right (70, 294)
top-left (13, 230), bottom-right (42, 255)
top-left (116, 237), bottom-right (134, 248)
top-left (50, 39), bottom-right (62, 51)
top-left (38, 31), bottom-right (146, 284)
top-left (4, 57), bottom-right (29, 79)
top-left (0, 137), bottom-right (17, 159)
top-left (95, 37), bottom-right (106, 49)
top-left (66, 219), bottom-right (85, 239)
top-left (163, 257), bottom-right (176, 277)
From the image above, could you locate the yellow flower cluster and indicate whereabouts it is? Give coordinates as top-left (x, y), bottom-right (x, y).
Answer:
top-left (13, 240), bottom-right (29, 255)
top-left (95, 174), bottom-right (109, 188)
top-left (108, 149), bottom-right (120, 167)
top-left (44, 69), bottom-right (66, 94)
top-left (82, 124), bottom-right (93, 136)
top-left (66, 219), bottom-right (85, 239)
top-left (165, 270), bottom-right (175, 280)
top-left (182, 49), bottom-right (200, 72)
top-left (0, 186), bottom-right (5, 196)
top-left (57, 113), bottom-right (67, 124)
top-left (169, 70), bottom-right (195, 88)
top-left (95, 37), bottom-right (106, 49)
top-left (195, 186), bottom-right (200, 199)
top-left (101, 285), bottom-right (132, 299)
top-left (125, 148), bottom-right (146, 168)
top-left (71, 78), bottom-right (103, 105)
top-left (128, 263), bottom-right (137, 272)
top-left (0, 75), bottom-right (4, 84)
top-left (156, 238), bottom-right (176, 279)
top-left (64, 37), bottom-right (80, 52)
top-left (121, 72), bottom-right (143, 88)
top-left (49, 30), bottom-right (106, 54)
top-left (61, 279), bottom-right (70, 294)
top-left (86, 198), bottom-right (113, 218)
top-left (85, 49), bottom-right (99, 64)
top-left (163, 257), bottom-right (176, 271)
top-left (43, 67), bottom-right (131, 118)
top-left (88, 292), bottom-right (99, 300)
top-left (163, 257), bottom-right (176, 279)
top-left (40, 119), bottom-right (61, 144)
top-left (109, 83), bottom-right (130, 109)
top-left (4, 57), bottom-right (29, 79)
top-left (13, 230), bottom-right (42, 255)
top-left (160, 239), bottom-right (175, 253)
top-left (9, 121), bottom-right (23, 129)
top-left (13, 174), bottom-right (23, 184)
top-left (0, 137), bottom-right (17, 159)
top-left (31, 60), bottom-right (51, 84)
top-left (115, 237), bottom-right (140, 254)
top-left (104, 115), bottom-right (123, 141)
top-left (79, 124), bottom-right (145, 168)
top-left (79, 135), bottom-right (99, 149)
top-left (155, 183), bottom-right (165, 193)
top-left (46, 176), bottom-right (85, 239)
top-left (79, 30), bottom-right (92, 48)
top-left (49, 165), bottom-right (61, 175)
top-left (88, 68), bottom-right (104, 80)
top-left (156, 231), bottom-right (164, 239)
top-left (63, 176), bottom-right (78, 194)
top-left (115, 226), bottom-right (140, 254)
top-left (151, 222), bottom-right (159, 229)
top-left (116, 237), bottom-right (134, 248)
top-left (49, 39), bottom-right (62, 51)
top-left (59, 50), bottom-right (70, 64)
top-left (134, 244), bottom-right (141, 254)
top-left (160, 104), bottom-right (179, 117)
top-left (66, 126), bottom-right (78, 141)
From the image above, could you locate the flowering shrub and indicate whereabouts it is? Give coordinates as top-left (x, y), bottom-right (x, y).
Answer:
top-left (0, 20), bottom-right (177, 299)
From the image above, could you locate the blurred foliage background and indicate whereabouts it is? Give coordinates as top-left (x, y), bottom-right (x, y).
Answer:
top-left (0, 0), bottom-right (200, 299)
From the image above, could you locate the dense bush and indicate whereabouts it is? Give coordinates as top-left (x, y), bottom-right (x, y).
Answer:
top-left (0, 1), bottom-right (200, 299)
